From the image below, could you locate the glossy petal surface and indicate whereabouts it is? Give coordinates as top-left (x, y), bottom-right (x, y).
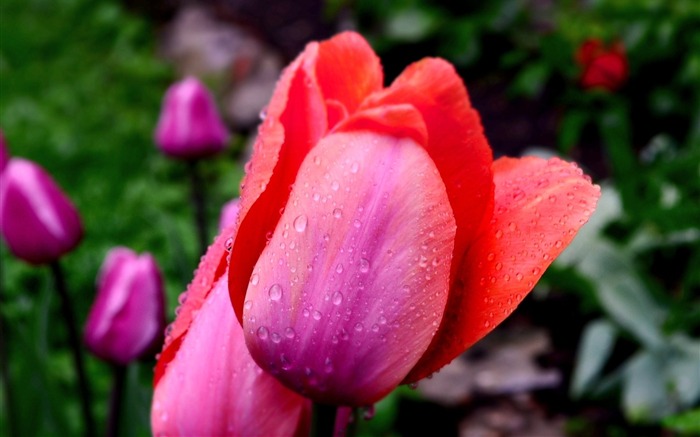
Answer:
top-left (152, 276), bottom-right (310, 436)
top-left (406, 157), bottom-right (600, 381)
top-left (243, 132), bottom-right (455, 405)
top-left (0, 158), bottom-right (82, 264)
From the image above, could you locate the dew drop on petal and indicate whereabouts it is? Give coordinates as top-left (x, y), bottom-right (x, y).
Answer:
top-left (313, 310), bottom-right (322, 320)
top-left (359, 258), bottom-right (370, 273)
top-left (257, 326), bottom-right (269, 340)
top-left (332, 292), bottom-right (343, 305)
top-left (331, 181), bottom-right (340, 191)
top-left (333, 208), bottom-right (343, 219)
top-left (354, 323), bottom-right (364, 332)
top-left (353, 219), bottom-right (362, 228)
top-left (224, 237), bottom-right (233, 251)
top-left (350, 162), bottom-right (360, 174)
top-left (293, 215), bottom-right (308, 232)
top-left (285, 327), bottom-right (296, 339)
top-left (244, 300), bottom-right (253, 310)
top-left (269, 284), bottom-right (283, 301)
top-left (250, 274), bottom-right (260, 286)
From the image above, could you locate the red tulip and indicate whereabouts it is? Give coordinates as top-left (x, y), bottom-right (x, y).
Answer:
top-left (152, 227), bottom-right (311, 436)
top-left (154, 77), bottom-right (230, 159)
top-left (84, 247), bottom-right (166, 365)
top-left (0, 158), bottom-right (83, 264)
top-left (575, 39), bottom-right (628, 92)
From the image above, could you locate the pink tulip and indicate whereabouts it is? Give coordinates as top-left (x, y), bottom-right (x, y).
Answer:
top-left (84, 247), bottom-right (166, 365)
top-left (0, 158), bottom-right (83, 264)
top-left (154, 77), bottom-right (230, 159)
top-left (218, 197), bottom-right (241, 231)
top-left (218, 31), bottom-right (600, 406)
top-left (152, 227), bottom-right (311, 436)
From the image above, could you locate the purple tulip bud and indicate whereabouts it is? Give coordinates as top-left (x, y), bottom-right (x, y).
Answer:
top-left (154, 77), bottom-right (230, 159)
top-left (0, 131), bottom-right (9, 173)
top-left (0, 158), bottom-right (83, 264)
top-left (218, 197), bottom-right (240, 231)
top-left (84, 247), bottom-right (166, 365)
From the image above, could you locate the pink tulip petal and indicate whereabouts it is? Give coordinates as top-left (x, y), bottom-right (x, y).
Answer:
top-left (154, 224), bottom-right (232, 385)
top-left (361, 58), bottom-right (494, 274)
top-left (152, 275), bottom-right (311, 436)
top-left (333, 103), bottom-right (428, 148)
top-left (406, 157), bottom-right (600, 381)
top-left (243, 131), bottom-right (456, 405)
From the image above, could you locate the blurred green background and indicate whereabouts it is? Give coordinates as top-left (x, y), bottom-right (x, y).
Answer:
top-left (1, 0), bottom-right (699, 435)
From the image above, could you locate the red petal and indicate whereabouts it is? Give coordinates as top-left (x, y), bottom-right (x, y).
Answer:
top-left (315, 31), bottom-right (383, 114)
top-left (228, 43), bottom-right (328, 323)
top-left (361, 58), bottom-right (494, 279)
top-left (243, 131), bottom-right (455, 405)
top-left (406, 157), bottom-right (600, 381)
top-left (333, 103), bottom-right (428, 147)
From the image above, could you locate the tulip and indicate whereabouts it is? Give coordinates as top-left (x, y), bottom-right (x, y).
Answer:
top-left (84, 247), bottom-right (166, 365)
top-left (0, 158), bottom-right (83, 265)
top-left (0, 130), bottom-right (8, 173)
top-left (154, 76), bottom-right (230, 159)
top-left (218, 197), bottom-right (241, 231)
top-left (151, 226), bottom-right (311, 436)
top-left (217, 31), bottom-right (601, 406)
top-left (575, 38), bottom-right (628, 92)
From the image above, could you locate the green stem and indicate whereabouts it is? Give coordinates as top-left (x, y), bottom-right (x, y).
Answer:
top-left (0, 291), bottom-right (17, 437)
top-left (106, 364), bottom-right (127, 437)
top-left (50, 261), bottom-right (96, 437)
top-left (187, 159), bottom-right (209, 256)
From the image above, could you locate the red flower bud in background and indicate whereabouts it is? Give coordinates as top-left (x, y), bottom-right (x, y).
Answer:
top-left (84, 247), bottom-right (166, 365)
top-left (151, 227), bottom-right (311, 436)
top-left (154, 77), bottom-right (230, 159)
top-left (575, 38), bottom-right (628, 92)
top-left (218, 197), bottom-right (240, 231)
top-left (0, 158), bottom-right (83, 264)
top-left (0, 131), bottom-right (9, 173)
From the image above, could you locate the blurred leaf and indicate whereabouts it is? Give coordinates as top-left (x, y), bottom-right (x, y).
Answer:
top-left (509, 61), bottom-right (549, 98)
top-left (558, 109), bottom-right (589, 153)
top-left (571, 319), bottom-right (617, 397)
top-left (384, 8), bottom-right (439, 42)
top-left (663, 408), bottom-right (700, 434)
top-left (622, 351), bottom-right (672, 422)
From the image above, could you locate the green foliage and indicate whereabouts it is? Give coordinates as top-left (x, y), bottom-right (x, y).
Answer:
top-left (0, 0), bottom-right (241, 435)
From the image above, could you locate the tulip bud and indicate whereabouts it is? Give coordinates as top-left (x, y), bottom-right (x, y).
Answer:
top-left (0, 131), bottom-right (9, 173)
top-left (575, 39), bottom-right (628, 92)
top-left (218, 197), bottom-right (240, 231)
top-left (0, 158), bottom-right (83, 264)
top-left (154, 77), bottom-right (230, 159)
top-left (84, 247), bottom-right (166, 365)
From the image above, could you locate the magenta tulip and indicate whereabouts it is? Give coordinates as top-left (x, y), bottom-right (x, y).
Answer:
top-left (154, 76), bottom-right (230, 159)
top-left (84, 247), bottom-right (166, 365)
top-left (152, 227), bottom-right (311, 436)
top-left (0, 158), bottom-right (83, 264)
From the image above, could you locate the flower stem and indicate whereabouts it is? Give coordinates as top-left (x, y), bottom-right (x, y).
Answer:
top-left (0, 293), bottom-right (17, 437)
top-left (106, 364), bottom-right (127, 437)
top-left (187, 159), bottom-right (209, 256)
top-left (50, 261), bottom-right (96, 437)
top-left (312, 403), bottom-right (337, 437)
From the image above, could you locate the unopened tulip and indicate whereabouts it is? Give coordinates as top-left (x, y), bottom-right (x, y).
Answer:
top-left (219, 31), bottom-right (601, 406)
top-left (154, 77), bottom-right (230, 159)
top-left (218, 197), bottom-right (241, 230)
top-left (84, 247), bottom-right (166, 365)
top-left (0, 158), bottom-right (83, 264)
top-left (152, 227), bottom-right (311, 436)
top-left (575, 39), bottom-right (628, 91)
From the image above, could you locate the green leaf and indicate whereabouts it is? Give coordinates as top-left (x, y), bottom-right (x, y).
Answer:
top-left (622, 351), bottom-right (672, 422)
top-left (663, 408), bottom-right (700, 434)
top-left (558, 110), bottom-right (589, 154)
top-left (571, 319), bottom-right (617, 397)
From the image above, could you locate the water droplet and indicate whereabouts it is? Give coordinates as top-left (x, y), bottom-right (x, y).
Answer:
top-left (324, 357), bottom-right (334, 373)
top-left (332, 292), bottom-right (343, 305)
top-left (224, 237), bottom-right (233, 251)
top-left (302, 308), bottom-right (310, 318)
top-left (293, 215), bottom-right (307, 232)
top-left (363, 405), bottom-right (375, 420)
top-left (244, 300), bottom-right (253, 310)
top-left (378, 315), bottom-right (387, 325)
top-left (504, 274), bottom-right (511, 282)
top-left (516, 273), bottom-right (524, 281)
top-left (331, 181), bottom-right (340, 191)
top-left (532, 267), bottom-right (541, 275)
top-left (177, 292), bottom-right (188, 305)
top-left (371, 324), bottom-right (380, 332)
top-left (257, 326), bottom-right (269, 340)
top-left (548, 195), bottom-right (557, 202)
top-left (508, 222), bottom-right (516, 232)
top-left (333, 208), bottom-right (343, 219)
top-left (313, 156), bottom-right (321, 166)
top-left (359, 258), bottom-right (370, 273)
top-left (312, 310), bottom-right (322, 320)
top-left (269, 284), bottom-right (283, 301)
top-left (353, 219), bottom-right (362, 228)
top-left (484, 320), bottom-right (491, 328)
top-left (285, 327), bottom-right (296, 339)
top-left (543, 253), bottom-right (550, 261)
top-left (271, 332), bottom-right (281, 343)
top-left (354, 323), bottom-right (364, 332)
top-left (250, 274), bottom-right (260, 286)
top-left (419, 255), bottom-right (429, 268)
top-left (487, 252), bottom-right (495, 261)
top-left (554, 240), bottom-right (563, 248)
top-left (336, 263), bottom-right (344, 274)
top-left (495, 229), bottom-right (503, 239)
top-left (350, 162), bottom-right (360, 173)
